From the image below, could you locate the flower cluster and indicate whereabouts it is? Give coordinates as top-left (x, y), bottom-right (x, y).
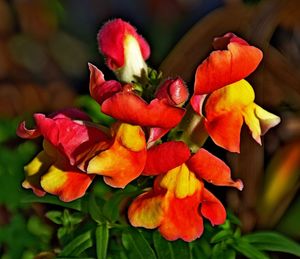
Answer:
top-left (17, 19), bottom-right (280, 241)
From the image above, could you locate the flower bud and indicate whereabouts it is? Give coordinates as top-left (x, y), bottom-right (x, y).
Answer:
top-left (98, 19), bottom-right (150, 83)
top-left (155, 77), bottom-right (189, 107)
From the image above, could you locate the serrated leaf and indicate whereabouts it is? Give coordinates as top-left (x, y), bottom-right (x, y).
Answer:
top-left (122, 228), bottom-right (156, 259)
top-left (153, 231), bottom-right (175, 259)
top-left (231, 240), bottom-right (268, 259)
top-left (243, 231), bottom-right (300, 257)
top-left (96, 223), bottom-right (109, 259)
top-left (59, 230), bottom-right (93, 256)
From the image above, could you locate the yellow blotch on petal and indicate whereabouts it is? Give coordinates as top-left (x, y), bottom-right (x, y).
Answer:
top-left (40, 165), bottom-right (67, 193)
top-left (118, 123), bottom-right (145, 151)
top-left (24, 151), bottom-right (52, 177)
top-left (160, 164), bottom-right (202, 199)
top-left (129, 193), bottom-right (165, 229)
top-left (207, 79), bottom-right (255, 114)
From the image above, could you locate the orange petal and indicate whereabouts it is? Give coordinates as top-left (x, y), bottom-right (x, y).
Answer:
top-left (159, 190), bottom-right (203, 242)
top-left (86, 123), bottom-right (146, 188)
top-left (40, 164), bottom-right (94, 202)
top-left (128, 190), bottom-right (166, 229)
top-left (187, 148), bottom-right (243, 190)
top-left (200, 188), bottom-right (226, 226)
top-left (194, 33), bottom-right (262, 94)
top-left (143, 141), bottom-right (190, 176)
top-left (204, 110), bottom-right (243, 153)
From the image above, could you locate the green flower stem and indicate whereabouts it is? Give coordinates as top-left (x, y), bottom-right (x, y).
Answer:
top-left (170, 104), bottom-right (208, 152)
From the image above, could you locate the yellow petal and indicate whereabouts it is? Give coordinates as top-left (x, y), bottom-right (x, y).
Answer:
top-left (254, 104), bottom-right (281, 135)
top-left (243, 103), bottom-right (262, 145)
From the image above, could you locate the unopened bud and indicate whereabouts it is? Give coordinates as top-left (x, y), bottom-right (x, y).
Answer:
top-left (155, 78), bottom-right (189, 107)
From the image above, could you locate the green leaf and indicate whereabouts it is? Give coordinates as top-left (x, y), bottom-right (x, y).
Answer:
top-left (21, 193), bottom-right (85, 211)
top-left (243, 231), bottom-right (300, 257)
top-left (103, 185), bottom-right (139, 222)
top-left (96, 223), bottom-right (109, 259)
top-left (231, 240), bottom-right (268, 259)
top-left (122, 228), bottom-right (157, 259)
top-left (210, 229), bottom-right (233, 243)
top-left (88, 194), bottom-right (106, 224)
top-left (172, 239), bottom-right (192, 259)
top-left (153, 231), bottom-right (175, 259)
top-left (59, 230), bottom-right (93, 256)
top-left (76, 95), bottom-right (115, 125)
top-left (46, 211), bottom-right (63, 224)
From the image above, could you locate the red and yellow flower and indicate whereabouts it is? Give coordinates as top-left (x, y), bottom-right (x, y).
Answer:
top-left (191, 33), bottom-right (280, 152)
top-left (128, 141), bottom-right (243, 241)
top-left (17, 109), bottom-right (147, 201)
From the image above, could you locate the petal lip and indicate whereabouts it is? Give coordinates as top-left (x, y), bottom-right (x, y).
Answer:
top-left (194, 33), bottom-right (263, 95)
top-left (101, 92), bottom-right (185, 128)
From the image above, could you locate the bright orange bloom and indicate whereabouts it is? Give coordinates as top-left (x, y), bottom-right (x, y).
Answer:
top-left (128, 141), bottom-right (243, 241)
top-left (17, 109), bottom-right (147, 201)
top-left (191, 33), bottom-right (280, 152)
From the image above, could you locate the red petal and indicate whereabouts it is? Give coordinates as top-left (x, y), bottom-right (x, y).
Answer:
top-left (187, 148), bottom-right (243, 190)
top-left (204, 111), bottom-right (243, 153)
top-left (143, 141), bottom-right (191, 176)
top-left (200, 188), bottom-right (226, 226)
top-left (159, 191), bottom-right (203, 242)
top-left (88, 63), bottom-right (122, 104)
top-left (34, 113), bottom-right (111, 165)
top-left (17, 121), bottom-right (41, 139)
top-left (102, 92), bottom-right (185, 128)
top-left (194, 33), bottom-right (263, 95)
top-left (98, 18), bottom-right (150, 70)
